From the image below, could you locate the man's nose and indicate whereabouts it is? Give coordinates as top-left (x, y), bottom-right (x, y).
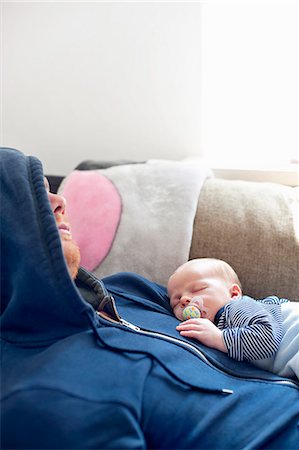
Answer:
top-left (48, 192), bottom-right (66, 215)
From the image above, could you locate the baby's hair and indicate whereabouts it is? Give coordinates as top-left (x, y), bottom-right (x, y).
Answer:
top-left (205, 258), bottom-right (242, 289)
top-left (173, 258), bottom-right (242, 289)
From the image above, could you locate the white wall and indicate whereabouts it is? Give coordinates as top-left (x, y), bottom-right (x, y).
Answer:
top-left (1, 0), bottom-right (297, 180)
top-left (1, 1), bottom-right (202, 175)
top-left (201, 0), bottom-right (298, 170)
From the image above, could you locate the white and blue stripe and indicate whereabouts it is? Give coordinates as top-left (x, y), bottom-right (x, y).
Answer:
top-left (217, 296), bottom-right (289, 362)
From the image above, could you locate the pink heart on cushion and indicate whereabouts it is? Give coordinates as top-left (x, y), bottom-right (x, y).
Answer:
top-left (61, 170), bottom-right (122, 271)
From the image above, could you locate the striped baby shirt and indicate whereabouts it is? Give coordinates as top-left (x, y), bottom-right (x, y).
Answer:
top-left (216, 296), bottom-right (289, 362)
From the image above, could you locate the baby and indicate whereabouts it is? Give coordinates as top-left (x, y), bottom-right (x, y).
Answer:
top-left (167, 258), bottom-right (299, 380)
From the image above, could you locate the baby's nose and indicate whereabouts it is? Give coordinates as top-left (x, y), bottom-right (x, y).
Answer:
top-left (180, 296), bottom-right (191, 307)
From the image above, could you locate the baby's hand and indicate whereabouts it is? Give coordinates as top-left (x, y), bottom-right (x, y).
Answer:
top-left (176, 318), bottom-right (227, 353)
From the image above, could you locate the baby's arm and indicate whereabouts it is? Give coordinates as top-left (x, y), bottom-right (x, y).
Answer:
top-left (176, 319), bottom-right (228, 353)
top-left (220, 299), bottom-right (282, 361)
top-left (176, 299), bottom-right (283, 361)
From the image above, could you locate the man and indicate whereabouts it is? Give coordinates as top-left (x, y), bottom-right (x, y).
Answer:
top-left (44, 176), bottom-right (80, 279)
top-left (1, 148), bottom-right (298, 449)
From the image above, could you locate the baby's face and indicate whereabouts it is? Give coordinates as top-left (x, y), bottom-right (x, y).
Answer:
top-left (168, 262), bottom-right (236, 322)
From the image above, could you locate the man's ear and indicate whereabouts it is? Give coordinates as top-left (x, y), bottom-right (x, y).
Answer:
top-left (230, 283), bottom-right (242, 300)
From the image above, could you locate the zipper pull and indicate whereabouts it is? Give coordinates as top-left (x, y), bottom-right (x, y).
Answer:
top-left (120, 319), bottom-right (141, 332)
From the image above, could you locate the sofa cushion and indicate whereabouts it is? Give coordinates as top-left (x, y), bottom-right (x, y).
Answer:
top-left (59, 160), bottom-right (211, 286)
top-left (190, 178), bottom-right (299, 301)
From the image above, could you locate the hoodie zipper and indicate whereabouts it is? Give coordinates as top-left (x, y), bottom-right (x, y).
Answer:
top-left (97, 313), bottom-right (299, 390)
top-left (120, 319), bottom-right (213, 365)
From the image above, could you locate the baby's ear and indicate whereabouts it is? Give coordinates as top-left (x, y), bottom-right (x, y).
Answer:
top-left (230, 283), bottom-right (242, 300)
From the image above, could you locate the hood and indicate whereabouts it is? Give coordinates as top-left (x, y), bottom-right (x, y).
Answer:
top-left (0, 148), bottom-right (95, 345)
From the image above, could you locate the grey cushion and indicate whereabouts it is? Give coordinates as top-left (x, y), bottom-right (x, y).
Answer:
top-left (75, 160), bottom-right (144, 170)
top-left (190, 178), bottom-right (299, 301)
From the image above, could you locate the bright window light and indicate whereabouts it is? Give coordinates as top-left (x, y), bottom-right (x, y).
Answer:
top-left (201, 0), bottom-right (298, 171)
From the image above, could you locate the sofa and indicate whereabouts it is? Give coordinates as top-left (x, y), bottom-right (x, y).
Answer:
top-left (48, 159), bottom-right (299, 303)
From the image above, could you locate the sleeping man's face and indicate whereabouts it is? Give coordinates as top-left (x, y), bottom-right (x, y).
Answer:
top-left (44, 178), bottom-right (80, 279)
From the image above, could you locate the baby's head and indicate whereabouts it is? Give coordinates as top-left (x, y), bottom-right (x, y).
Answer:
top-left (167, 258), bottom-right (242, 321)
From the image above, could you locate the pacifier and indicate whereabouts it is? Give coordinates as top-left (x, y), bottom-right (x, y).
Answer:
top-left (182, 305), bottom-right (201, 320)
top-left (182, 296), bottom-right (202, 320)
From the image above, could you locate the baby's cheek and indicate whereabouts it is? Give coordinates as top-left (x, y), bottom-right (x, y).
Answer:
top-left (174, 306), bottom-right (184, 321)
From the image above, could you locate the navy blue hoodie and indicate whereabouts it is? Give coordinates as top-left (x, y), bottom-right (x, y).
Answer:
top-left (1, 148), bottom-right (298, 449)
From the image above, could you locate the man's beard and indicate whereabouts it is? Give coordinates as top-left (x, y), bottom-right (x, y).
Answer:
top-left (61, 236), bottom-right (81, 279)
